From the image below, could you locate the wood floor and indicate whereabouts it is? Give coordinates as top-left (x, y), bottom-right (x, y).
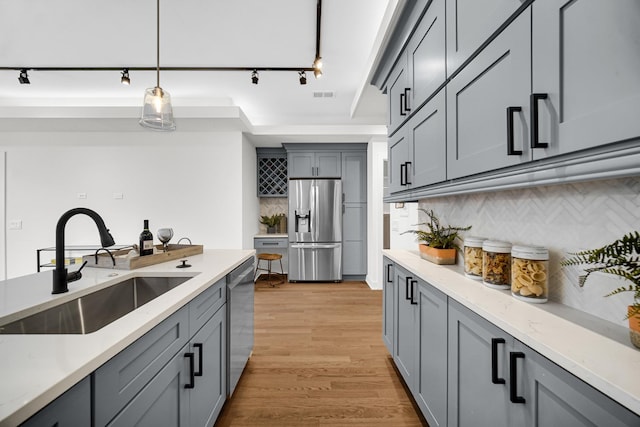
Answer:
top-left (215, 279), bottom-right (426, 427)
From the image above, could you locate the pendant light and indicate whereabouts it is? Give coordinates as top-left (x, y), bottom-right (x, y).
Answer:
top-left (140, 0), bottom-right (176, 131)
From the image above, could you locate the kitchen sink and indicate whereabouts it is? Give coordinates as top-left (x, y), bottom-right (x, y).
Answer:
top-left (0, 276), bottom-right (193, 334)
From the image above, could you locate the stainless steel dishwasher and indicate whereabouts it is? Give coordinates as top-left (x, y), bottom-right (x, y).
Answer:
top-left (226, 257), bottom-right (255, 395)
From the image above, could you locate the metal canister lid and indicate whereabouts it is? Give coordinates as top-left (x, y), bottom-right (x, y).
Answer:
top-left (512, 245), bottom-right (549, 260)
top-left (464, 236), bottom-right (487, 247)
top-left (482, 240), bottom-right (512, 253)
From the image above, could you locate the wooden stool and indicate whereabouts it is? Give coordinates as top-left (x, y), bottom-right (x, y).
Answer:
top-left (254, 253), bottom-right (284, 286)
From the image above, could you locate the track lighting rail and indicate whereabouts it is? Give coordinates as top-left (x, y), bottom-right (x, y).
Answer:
top-left (0, 66), bottom-right (317, 72)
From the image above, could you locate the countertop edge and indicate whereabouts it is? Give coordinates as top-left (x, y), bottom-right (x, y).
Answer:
top-left (383, 249), bottom-right (640, 416)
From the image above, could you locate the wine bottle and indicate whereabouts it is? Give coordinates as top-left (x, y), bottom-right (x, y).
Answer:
top-left (139, 219), bottom-right (154, 256)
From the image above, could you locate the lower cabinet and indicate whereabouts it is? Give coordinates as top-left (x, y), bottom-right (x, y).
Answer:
top-left (20, 377), bottom-right (91, 427)
top-left (383, 259), bottom-right (640, 427)
top-left (382, 257), bottom-right (394, 355)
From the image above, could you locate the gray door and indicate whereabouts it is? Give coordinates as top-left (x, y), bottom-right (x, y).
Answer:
top-left (394, 266), bottom-right (417, 390)
top-left (411, 88), bottom-right (447, 187)
top-left (382, 258), bottom-right (394, 355)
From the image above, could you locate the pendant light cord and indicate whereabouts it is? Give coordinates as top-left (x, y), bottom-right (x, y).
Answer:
top-left (156, 0), bottom-right (160, 88)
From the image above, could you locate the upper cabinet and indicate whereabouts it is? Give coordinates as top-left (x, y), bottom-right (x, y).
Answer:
top-left (386, 52), bottom-right (409, 136)
top-left (288, 151), bottom-right (341, 178)
top-left (256, 148), bottom-right (288, 197)
top-left (446, 0), bottom-right (527, 76)
top-left (531, 0), bottom-right (640, 160)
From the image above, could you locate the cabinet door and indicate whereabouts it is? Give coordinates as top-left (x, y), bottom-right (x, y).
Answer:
top-left (342, 203), bottom-right (366, 275)
top-left (515, 341), bottom-right (640, 427)
top-left (288, 152), bottom-right (315, 178)
top-left (446, 0), bottom-right (526, 75)
top-left (387, 51), bottom-right (410, 135)
top-left (342, 151), bottom-right (366, 203)
top-left (407, 0), bottom-right (446, 109)
top-left (21, 377), bottom-right (90, 427)
top-left (316, 152), bottom-right (341, 177)
top-left (531, 0), bottom-right (640, 160)
top-left (382, 257), bottom-right (395, 355)
top-left (394, 266), bottom-right (417, 389)
top-left (447, 8), bottom-right (531, 180)
top-left (448, 300), bottom-right (513, 427)
top-left (106, 350), bottom-right (189, 427)
top-left (416, 279), bottom-right (448, 427)
top-left (410, 88), bottom-right (447, 187)
top-left (388, 127), bottom-right (410, 194)
top-left (190, 305), bottom-right (227, 427)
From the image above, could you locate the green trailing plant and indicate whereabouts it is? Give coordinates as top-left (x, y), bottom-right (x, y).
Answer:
top-left (561, 231), bottom-right (640, 318)
top-left (403, 209), bottom-right (471, 250)
top-left (259, 214), bottom-right (282, 228)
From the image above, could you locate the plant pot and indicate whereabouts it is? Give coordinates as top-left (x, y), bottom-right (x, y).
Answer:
top-left (267, 226), bottom-right (276, 234)
top-left (419, 244), bottom-right (457, 265)
top-left (628, 306), bottom-right (640, 349)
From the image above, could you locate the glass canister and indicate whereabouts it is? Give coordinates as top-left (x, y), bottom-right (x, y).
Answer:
top-left (464, 236), bottom-right (486, 280)
top-left (511, 245), bottom-right (549, 303)
top-left (482, 240), bottom-right (512, 289)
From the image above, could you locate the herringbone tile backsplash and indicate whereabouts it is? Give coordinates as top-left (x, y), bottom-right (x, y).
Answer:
top-left (418, 177), bottom-right (640, 327)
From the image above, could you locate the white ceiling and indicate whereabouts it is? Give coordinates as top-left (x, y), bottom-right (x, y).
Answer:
top-left (0, 0), bottom-right (398, 144)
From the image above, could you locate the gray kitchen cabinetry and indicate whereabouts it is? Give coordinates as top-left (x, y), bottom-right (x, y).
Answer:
top-left (446, 0), bottom-right (527, 76)
top-left (446, 8), bottom-right (532, 180)
top-left (256, 148), bottom-right (288, 197)
top-left (530, 0), bottom-right (640, 160)
top-left (342, 151), bottom-right (367, 277)
top-left (288, 151), bottom-right (341, 178)
top-left (393, 265), bottom-right (418, 387)
top-left (386, 51), bottom-right (409, 136)
top-left (20, 377), bottom-right (91, 427)
top-left (388, 127), bottom-right (409, 194)
top-left (382, 257), bottom-right (394, 355)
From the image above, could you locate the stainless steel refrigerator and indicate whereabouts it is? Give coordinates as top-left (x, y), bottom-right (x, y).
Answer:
top-left (288, 178), bottom-right (342, 281)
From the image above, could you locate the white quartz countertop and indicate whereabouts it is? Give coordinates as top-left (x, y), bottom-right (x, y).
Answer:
top-left (0, 249), bottom-right (254, 427)
top-left (254, 233), bottom-right (287, 238)
top-left (383, 249), bottom-right (640, 416)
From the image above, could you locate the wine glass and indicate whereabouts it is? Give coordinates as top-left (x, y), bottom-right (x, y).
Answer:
top-left (157, 228), bottom-right (174, 252)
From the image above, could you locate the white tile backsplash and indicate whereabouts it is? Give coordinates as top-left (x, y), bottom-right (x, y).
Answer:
top-left (415, 177), bottom-right (640, 327)
top-left (258, 198), bottom-right (288, 234)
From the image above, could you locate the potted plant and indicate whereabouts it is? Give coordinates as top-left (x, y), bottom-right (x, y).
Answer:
top-left (561, 231), bottom-right (640, 349)
top-left (260, 214), bottom-right (282, 234)
top-left (403, 209), bottom-right (471, 265)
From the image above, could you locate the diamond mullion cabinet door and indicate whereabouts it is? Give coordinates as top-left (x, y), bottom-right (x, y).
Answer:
top-left (531, 0), bottom-right (640, 161)
top-left (382, 257), bottom-right (395, 355)
top-left (446, 0), bottom-right (526, 76)
top-left (410, 88), bottom-right (447, 188)
top-left (446, 7), bottom-right (532, 180)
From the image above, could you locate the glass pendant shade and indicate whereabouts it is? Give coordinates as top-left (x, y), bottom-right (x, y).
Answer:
top-left (140, 86), bottom-right (176, 131)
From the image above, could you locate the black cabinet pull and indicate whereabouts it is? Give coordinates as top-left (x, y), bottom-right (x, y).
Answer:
top-left (405, 276), bottom-right (413, 301)
top-left (184, 352), bottom-right (195, 389)
top-left (530, 93), bottom-right (549, 149)
top-left (400, 93), bottom-right (407, 116)
top-left (506, 106), bottom-right (523, 155)
top-left (404, 162), bottom-right (412, 185)
top-left (194, 343), bottom-right (203, 377)
top-left (509, 351), bottom-right (526, 404)
top-left (410, 279), bottom-right (418, 305)
top-left (491, 338), bottom-right (506, 384)
top-left (400, 163), bottom-right (407, 186)
top-left (386, 264), bottom-right (393, 283)
top-left (403, 88), bottom-right (411, 113)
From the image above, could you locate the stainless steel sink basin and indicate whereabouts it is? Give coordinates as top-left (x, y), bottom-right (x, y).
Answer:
top-left (0, 276), bottom-right (192, 334)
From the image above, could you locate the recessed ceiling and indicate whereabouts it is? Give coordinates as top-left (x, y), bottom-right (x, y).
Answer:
top-left (0, 0), bottom-right (396, 140)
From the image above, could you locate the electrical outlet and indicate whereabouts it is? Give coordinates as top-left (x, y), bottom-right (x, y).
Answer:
top-left (113, 193), bottom-right (124, 199)
top-left (77, 192), bottom-right (87, 199)
top-left (9, 220), bottom-right (22, 230)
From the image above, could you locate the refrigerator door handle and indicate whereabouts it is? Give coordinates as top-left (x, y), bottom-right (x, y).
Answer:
top-left (290, 243), bottom-right (341, 249)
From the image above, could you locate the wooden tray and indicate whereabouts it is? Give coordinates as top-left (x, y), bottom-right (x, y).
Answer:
top-left (83, 244), bottom-right (203, 270)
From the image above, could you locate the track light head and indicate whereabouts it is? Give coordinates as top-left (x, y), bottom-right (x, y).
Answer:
top-left (299, 71), bottom-right (307, 85)
top-left (18, 69), bottom-right (30, 85)
top-left (313, 56), bottom-right (323, 70)
top-left (251, 69), bottom-right (259, 85)
top-left (313, 68), bottom-right (323, 79)
top-left (121, 68), bottom-right (130, 85)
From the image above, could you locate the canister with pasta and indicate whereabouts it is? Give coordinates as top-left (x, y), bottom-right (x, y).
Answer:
top-left (482, 240), bottom-right (512, 289)
top-left (464, 236), bottom-right (486, 280)
top-left (511, 245), bottom-right (549, 303)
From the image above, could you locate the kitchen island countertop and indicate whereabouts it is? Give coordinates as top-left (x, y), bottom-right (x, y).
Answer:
top-left (0, 249), bottom-right (254, 427)
top-left (384, 249), bottom-right (640, 417)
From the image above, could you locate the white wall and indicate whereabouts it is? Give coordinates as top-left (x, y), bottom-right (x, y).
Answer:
top-left (1, 130), bottom-right (255, 278)
top-left (241, 134), bottom-right (259, 249)
top-left (366, 137), bottom-right (387, 289)
top-left (389, 201), bottom-right (419, 250)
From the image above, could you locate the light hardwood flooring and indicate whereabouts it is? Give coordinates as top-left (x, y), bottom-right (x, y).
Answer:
top-left (215, 279), bottom-right (426, 426)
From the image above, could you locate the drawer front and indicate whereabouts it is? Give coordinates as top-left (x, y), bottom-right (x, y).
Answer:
top-left (189, 278), bottom-right (226, 336)
top-left (254, 238), bottom-right (288, 249)
top-left (94, 306), bottom-right (189, 427)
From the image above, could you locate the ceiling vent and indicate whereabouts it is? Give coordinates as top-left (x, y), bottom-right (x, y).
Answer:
top-left (313, 91), bottom-right (335, 98)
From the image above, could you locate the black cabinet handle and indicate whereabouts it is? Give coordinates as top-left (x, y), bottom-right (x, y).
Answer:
top-left (400, 163), bottom-right (407, 185)
top-left (194, 343), bottom-right (203, 377)
top-left (403, 88), bottom-right (411, 113)
top-left (530, 93), bottom-right (549, 149)
top-left (509, 352), bottom-right (526, 404)
top-left (491, 338), bottom-right (506, 384)
top-left (405, 276), bottom-right (413, 301)
top-left (506, 106), bottom-right (523, 155)
top-left (386, 264), bottom-right (393, 283)
top-left (404, 162), bottom-right (412, 185)
top-left (184, 352), bottom-right (195, 389)
top-left (410, 279), bottom-right (418, 305)
top-left (400, 93), bottom-right (407, 116)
